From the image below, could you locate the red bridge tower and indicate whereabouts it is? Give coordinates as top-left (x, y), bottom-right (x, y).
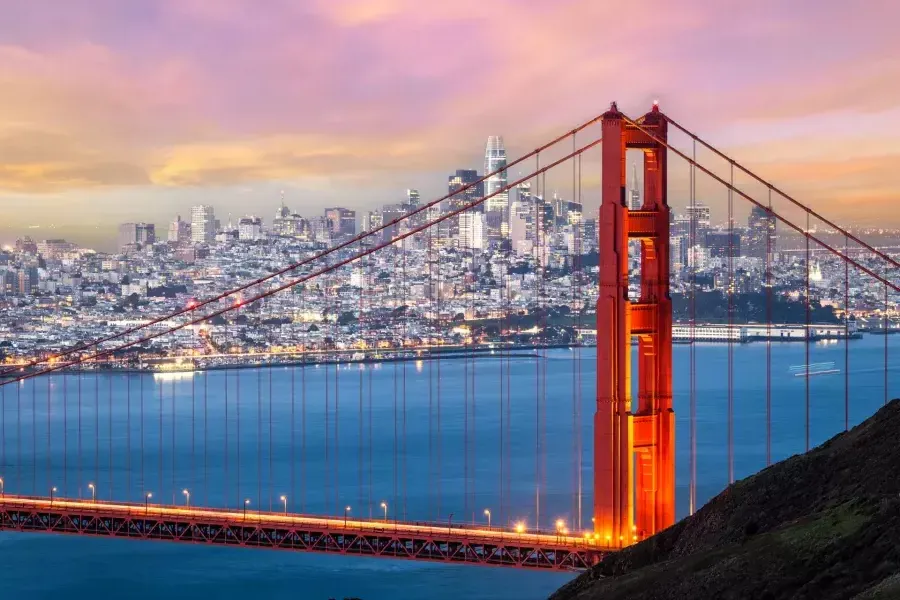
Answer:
top-left (595, 102), bottom-right (674, 544)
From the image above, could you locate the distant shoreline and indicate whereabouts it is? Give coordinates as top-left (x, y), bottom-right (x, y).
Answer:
top-left (3, 326), bottom-right (892, 378)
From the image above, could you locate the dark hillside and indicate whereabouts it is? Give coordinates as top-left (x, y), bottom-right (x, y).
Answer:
top-left (552, 399), bottom-right (900, 600)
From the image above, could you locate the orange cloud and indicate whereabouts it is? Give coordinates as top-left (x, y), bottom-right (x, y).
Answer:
top-left (0, 0), bottom-right (898, 229)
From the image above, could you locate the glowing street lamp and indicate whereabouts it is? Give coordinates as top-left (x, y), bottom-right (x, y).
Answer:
top-left (483, 509), bottom-right (491, 529)
top-left (0, 477), bottom-right (4, 497)
top-left (244, 499), bottom-right (250, 520)
top-left (88, 483), bottom-right (95, 502)
top-left (344, 505), bottom-right (351, 527)
top-left (515, 521), bottom-right (525, 534)
top-left (280, 495), bottom-right (287, 514)
top-left (380, 501), bottom-right (388, 521)
top-left (145, 492), bottom-right (153, 514)
top-left (182, 489), bottom-right (190, 508)
top-left (50, 486), bottom-right (57, 505)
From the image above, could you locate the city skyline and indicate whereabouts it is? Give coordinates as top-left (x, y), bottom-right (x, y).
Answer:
top-left (2, 1), bottom-right (900, 248)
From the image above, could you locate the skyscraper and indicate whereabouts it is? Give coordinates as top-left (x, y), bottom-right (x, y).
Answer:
top-left (746, 204), bottom-right (776, 259)
top-left (447, 169), bottom-right (483, 212)
top-left (191, 205), bottom-right (216, 243)
top-left (238, 216), bottom-right (263, 241)
top-left (458, 212), bottom-right (485, 250)
top-left (483, 136), bottom-right (508, 241)
top-left (446, 169), bottom-right (484, 239)
top-left (118, 222), bottom-right (156, 249)
top-left (324, 208), bottom-right (356, 240)
top-left (686, 203), bottom-right (711, 241)
top-left (168, 215), bottom-right (191, 244)
top-left (629, 163), bottom-right (642, 211)
top-left (406, 189), bottom-right (420, 209)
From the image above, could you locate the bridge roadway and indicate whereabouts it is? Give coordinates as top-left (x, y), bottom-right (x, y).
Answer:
top-left (0, 495), bottom-right (606, 570)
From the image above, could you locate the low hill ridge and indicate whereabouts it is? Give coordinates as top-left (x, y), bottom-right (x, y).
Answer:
top-left (551, 398), bottom-right (900, 600)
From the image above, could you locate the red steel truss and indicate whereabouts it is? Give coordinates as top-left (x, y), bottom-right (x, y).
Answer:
top-left (0, 496), bottom-right (604, 571)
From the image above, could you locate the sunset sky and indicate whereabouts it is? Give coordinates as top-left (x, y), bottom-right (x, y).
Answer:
top-left (1, 0), bottom-right (899, 249)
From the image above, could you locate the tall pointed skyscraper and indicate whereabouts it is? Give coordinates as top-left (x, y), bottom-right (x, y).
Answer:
top-left (483, 136), bottom-right (508, 240)
top-left (629, 163), bottom-right (642, 211)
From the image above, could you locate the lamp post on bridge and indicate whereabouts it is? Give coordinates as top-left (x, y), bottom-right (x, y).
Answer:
top-left (448, 512), bottom-right (454, 534)
top-left (380, 501), bottom-right (388, 522)
top-left (145, 492), bottom-right (152, 515)
top-left (50, 486), bottom-right (57, 506)
top-left (344, 505), bottom-right (351, 528)
top-left (280, 495), bottom-right (287, 515)
top-left (0, 477), bottom-right (4, 498)
top-left (182, 489), bottom-right (190, 508)
top-left (244, 499), bottom-right (250, 521)
top-left (88, 483), bottom-right (95, 502)
top-left (484, 509), bottom-right (491, 530)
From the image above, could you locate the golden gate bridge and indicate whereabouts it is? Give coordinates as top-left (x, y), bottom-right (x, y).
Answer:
top-left (0, 102), bottom-right (897, 570)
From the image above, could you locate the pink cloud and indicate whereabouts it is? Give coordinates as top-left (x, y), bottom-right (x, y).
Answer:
top-left (0, 0), bottom-right (898, 226)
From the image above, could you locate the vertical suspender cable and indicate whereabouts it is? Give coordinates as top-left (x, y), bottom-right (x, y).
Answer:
top-left (541, 170), bottom-right (548, 528)
top-left (727, 163), bottom-right (734, 485)
top-left (576, 150), bottom-right (584, 530)
top-left (392, 254), bottom-right (398, 518)
top-left (95, 374), bottom-right (99, 497)
top-left (534, 152), bottom-right (541, 528)
top-left (428, 226), bottom-right (435, 519)
top-left (204, 347), bottom-right (209, 507)
top-left (571, 136), bottom-right (578, 523)
top-left (236, 306), bottom-right (241, 508)
top-left (170, 377), bottom-right (175, 504)
top-left (258, 356), bottom-right (263, 510)
top-left (402, 238), bottom-right (408, 521)
top-left (268, 337), bottom-right (273, 511)
top-left (367, 262), bottom-right (374, 518)
top-left (126, 375), bottom-right (131, 498)
top-left (844, 236), bottom-right (849, 431)
top-left (334, 288), bottom-right (340, 515)
top-left (17, 379), bottom-right (22, 493)
top-left (358, 239), bottom-right (364, 516)
top-left (224, 318), bottom-right (230, 507)
top-left (192, 329), bottom-right (196, 503)
top-left (1, 383), bottom-right (5, 493)
top-left (885, 284), bottom-right (889, 405)
top-left (18, 376), bottom-right (22, 492)
top-left (158, 367), bottom-right (163, 502)
top-left (63, 371), bottom-right (67, 494)
top-left (325, 288), bottom-right (331, 514)
top-left (140, 373), bottom-right (145, 500)
top-left (499, 186), bottom-right (506, 522)
top-left (77, 369), bottom-right (82, 497)
top-left (437, 237), bottom-right (443, 519)
top-left (766, 189), bottom-right (773, 466)
top-left (291, 326), bottom-right (296, 513)
top-left (302, 289), bottom-right (307, 513)
top-left (805, 213), bottom-right (811, 452)
top-left (46, 368), bottom-right (51, 495)
top-left (689, 140), bottom-right (697, 514)
top-left (36, 377), bottom-right (41, 494)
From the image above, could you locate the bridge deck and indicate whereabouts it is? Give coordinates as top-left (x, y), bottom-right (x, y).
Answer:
top-left (0, 496), bottom-right (606, 570)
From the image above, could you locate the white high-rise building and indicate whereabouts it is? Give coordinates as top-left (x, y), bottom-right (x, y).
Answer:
top-left (238, 216), bottom-right (263, 241)
top-left (191, 205), bottom-right (216, 243)
top-left (484, 136), bottom-right (508, 240)
top-left (458, 212), bottom-right (485, 250)
top-left (168, 215), bottom-right (191, 243)
top-left (686, 203), bottom-right (711, 230)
